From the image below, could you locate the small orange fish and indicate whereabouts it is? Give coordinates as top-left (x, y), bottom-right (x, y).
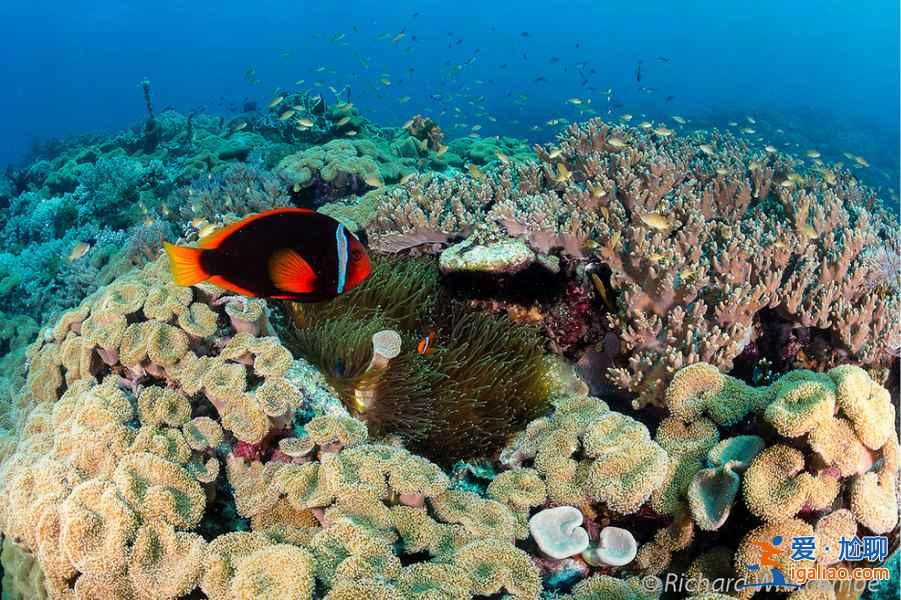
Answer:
top-left (417, 330), bottom-right (438, 355)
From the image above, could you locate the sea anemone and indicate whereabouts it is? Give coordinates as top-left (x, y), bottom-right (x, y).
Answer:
top-left (283, 257), bottom-right (555, 464)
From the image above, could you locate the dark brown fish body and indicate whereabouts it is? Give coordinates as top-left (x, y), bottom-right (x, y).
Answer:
top-left (165, 208), bottom-right (371, 302)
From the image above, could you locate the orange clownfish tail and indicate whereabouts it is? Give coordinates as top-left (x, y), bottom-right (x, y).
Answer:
top-left (163, 242), bottom-right (210, 286)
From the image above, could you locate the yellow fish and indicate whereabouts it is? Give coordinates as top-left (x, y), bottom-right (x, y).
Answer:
top-left (637, 121), bottom-right (652, 129)
top-left (268, 96), bottom-right (285, 108)
top-left (699, 144), bottom-right (716, 156)
top-left (621, 114), bottom-right (634, 122)
top-left (495, 151), bottom-right (510, 164)
top-left (335, 116), bottom-right (351, 127)
top-left (278, 110), bottom-right (296, 121)
top-left (805, 149), bottom-right (821, 159)
top-left (364, 175), bottom-right (384, 188)
top-left (547, 148), bottom-right (563, 159)
top-left (653, 127), bottom-right (673, 137)
top-left (798, 223), bottom-right (818, 240)
top-left (587, 181), bottom-right (606, 199)
top-left (68, 241), bottom-right (91, 262)
top-left (672, 115), bottom-right (687, 125)
top-left (297, 118), bottom-right (315, 128)
top-left (764, 145), bottom-right (777, 153)
top-left (552, 162), bottom-right (572, 184)
top-left (640, 212), bottom-right (671, 231)
top-left (590, 272), bottom-right (615, 311)
top-left (468, 163), bottom-right (486, 180)
top-left (436, 144), bottom-right (448, 157)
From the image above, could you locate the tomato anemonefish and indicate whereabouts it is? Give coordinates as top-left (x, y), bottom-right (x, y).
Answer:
top-left (417, 330), bottom-right (438, 355)
top-left (164, 208), bottom-right (372, 302)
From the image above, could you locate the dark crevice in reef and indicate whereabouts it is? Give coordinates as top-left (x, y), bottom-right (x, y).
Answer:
top-left (441, 262), bottom-right (569, 305)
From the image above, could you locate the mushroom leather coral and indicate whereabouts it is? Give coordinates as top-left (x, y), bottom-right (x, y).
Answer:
top-left (642, 361), bottom-right (901, 580)
top-left (0, 258), bottom-right (553, 599)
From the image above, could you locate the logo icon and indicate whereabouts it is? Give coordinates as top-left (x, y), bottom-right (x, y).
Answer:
top-left (737, 535), bottom-right (802, 591)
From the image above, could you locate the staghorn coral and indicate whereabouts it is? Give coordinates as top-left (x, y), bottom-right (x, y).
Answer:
top-left (363, 117), bottom-right (899, 408)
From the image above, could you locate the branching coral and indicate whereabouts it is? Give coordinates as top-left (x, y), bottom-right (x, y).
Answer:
top-left (362, 117), bottom-right (899, 408)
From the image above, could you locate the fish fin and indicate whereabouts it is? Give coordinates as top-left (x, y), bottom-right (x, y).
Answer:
top-left (199, 208), bottom-right (315, 249)
top-left (208, 276), bottom-right (258, 298)
top-left (269, 248), bottom-right (317, 294)
top-left (164, 242), bottom-right (209, 286)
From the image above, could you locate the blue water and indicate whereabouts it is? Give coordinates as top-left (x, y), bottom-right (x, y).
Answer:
top-left (1, 0), bottom-right (899, 191)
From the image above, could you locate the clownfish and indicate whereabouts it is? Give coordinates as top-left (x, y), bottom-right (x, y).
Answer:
top-left (164, 208), bottom-right (371, 302)
top-left (417, 330), bottom-right (438, 355)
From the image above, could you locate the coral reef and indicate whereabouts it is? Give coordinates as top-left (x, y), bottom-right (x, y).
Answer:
top-left (0, 101), bottom-right (898, 599)
top-left (632, 362), bottom-right (900, 596)
top-left (285, 256), bottom-right (559, 464)
top-left (0, 257), bottom-right (560, 598)
top-left (364, 118), bottom-right (900, 408)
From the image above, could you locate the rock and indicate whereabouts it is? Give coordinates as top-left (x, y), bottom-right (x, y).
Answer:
top-left (439, 238), bottom-right (535, 274)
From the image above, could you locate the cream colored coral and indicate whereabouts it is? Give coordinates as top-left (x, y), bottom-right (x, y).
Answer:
top-left (138, 387), bottom-right (192, 427)
top-left (305, 414), bottom-right (369, 449)
top-left (735, 519), bottom-right (814, 598)
top-left (113, 452), bottom-right (205, 529)
top-left (177, 302), bottom-right (218, 337)
top-left (95, 281), bottom-right (147, 316)
top-left (765, 374), bottom-right (836, 437)
top-left (59, 479), bottom-right (138, 574)
top-left (560, 574), bottom-right (658, 599)
top-left (254, 377), bottom-right (300, 418)
top-left (230, 543), bottom-right (316, 600)
top-left (227, 456), bottom-right (284, 517)
top-left (143, 282), bottom-right (192, 321)
top-left (829, 365), bottom-right (896, 450)
top-left (130, 425), bottom-right (192, 464)
top-left (201, 532), bottom-right (273, 599)
top-left (182, 416), bottom-right (223, 451)
top-left (146, 321), bottom-right (190, 366)
top-left (814, 509), bottom-right (856, 565)
top-left (743, 445), bottom-right (820, 521)
top-left (453, 539), bottom-right (541, 599)
top-left (220, 394), bottom-right (270, 443)
top-left (128, 521), bottom-right (206, 599)
top-left (504, 395), bottom-right (666, 516)
top-left (849, 442), bottom-right (899, 534)
top-left (665, 362), bottom-right (771, 426)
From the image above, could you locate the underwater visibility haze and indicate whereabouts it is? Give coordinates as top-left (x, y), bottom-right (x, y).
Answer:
top-left (0, 1), bottom-right (899, 598)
